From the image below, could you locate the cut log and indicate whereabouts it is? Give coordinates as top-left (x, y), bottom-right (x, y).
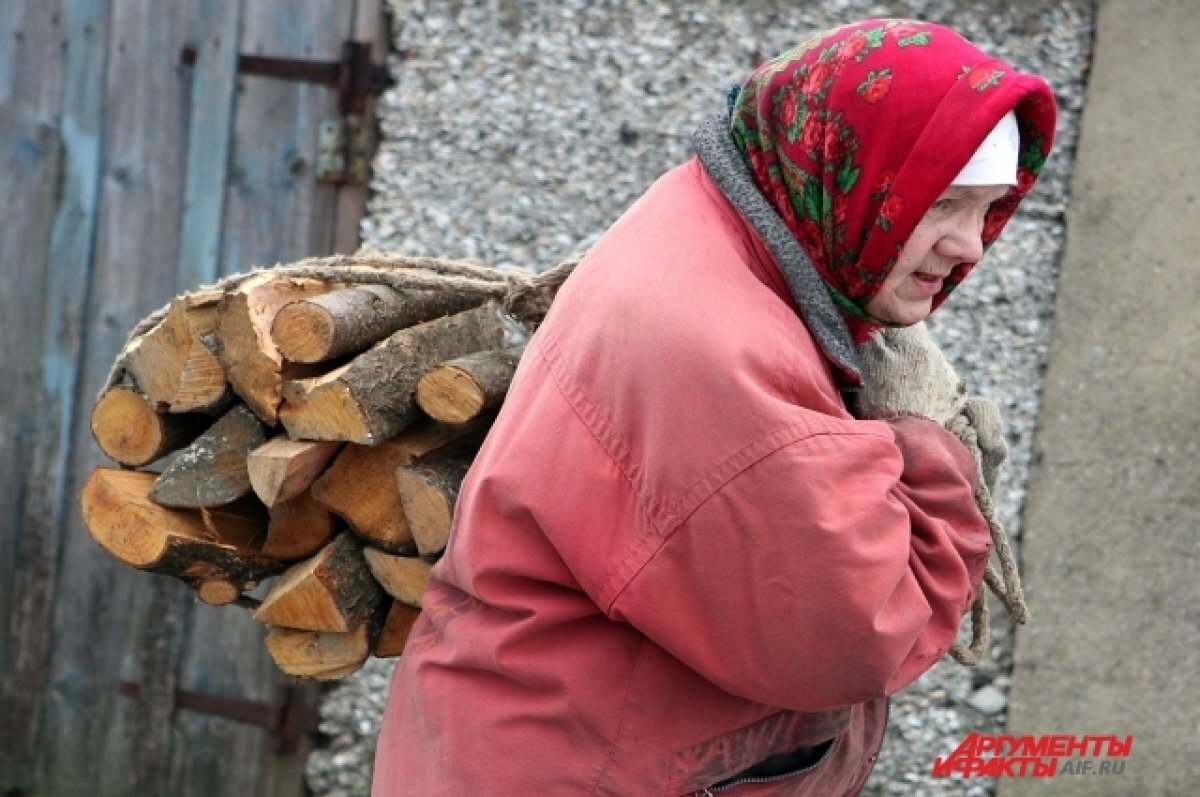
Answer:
top-left (173, 290), bottom-right (235, 413)
top-left (362, 548), bottom-right (432, 608)
top-left (373, 601), bottom-right (422, 658)
top-left (247, 436), bottom-right (343, 507)
top-left (416, 346), bottom-right (524, 424)
top-left (217, 272), bottom-right (334, 424)
top-left (396, 454), bottom-right (473, 556)
top-left (262, 491), bottom-right (338, 561)
top-left (80, 468), bottom-right (279, 605)
top-left (123, 300), bottom-right (192, 408)
top-left (264, 620), bottom-right (379, 681)
top-left (253, 532), bottom-right (385, 632)
top-left (91, 382), bottom-right (208, 467)
top-left (149, 404), bottom-right (267, 508)
top-left (272, 285), bottom-right (485, 364)
top-left (278, 303), bottom-right (507, 444)
top-left (173, 332), bottom-right (234, 414)
top-left (124, 289), bottom-right (232, 414)
top-left (311, 418), bottom-right (489, 553)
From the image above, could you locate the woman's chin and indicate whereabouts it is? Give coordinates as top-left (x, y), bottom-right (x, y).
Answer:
top-left (868, 297), bottom-right (934, 327)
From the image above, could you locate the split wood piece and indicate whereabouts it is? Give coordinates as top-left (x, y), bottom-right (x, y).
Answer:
top-left (278, 302), bottom-right (507, 444)
top-left (124, 289), bottom-right (233, 414)
top-left (174, 290), bottom-right (235, 413)
top-left (415, 345), bottom-right (525, 424)
top-left (362, 548), bottom-right (432, 608)
top-left (272, 284), bottom-right (485, 364)
top-left (264, 616), bottom-right (380, 681)
top-left (80, 468), bottom-right (279, 605)
top-left (262, 491), bottom-right (338, 561)
top-left (149, 404), bottom-right (267, 508)
top-left (217, 272), bottom-right (334, 424)
top-left (253, 532), bottom-right (385, 632)
top-left (247, 436), bottom-right (343, 507)
top-left (311, 418), bottom-right (490, 553)
top-left (91, 382), bottom-right (209, 467)
top-left (396, 454), bottom-right (473, 557)
top-left (174, 333), bottom-right (235, 414)
top-left (373, 601), bottom-right (422, 658)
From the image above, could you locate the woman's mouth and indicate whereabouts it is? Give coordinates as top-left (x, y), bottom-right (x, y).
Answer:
top-left (910, 271), bottom-right (945, 295)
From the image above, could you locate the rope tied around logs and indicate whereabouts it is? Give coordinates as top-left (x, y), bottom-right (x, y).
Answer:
top-left (100, 252), bottom-right (581, 402)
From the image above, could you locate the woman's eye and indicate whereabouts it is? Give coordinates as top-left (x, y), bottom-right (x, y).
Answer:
top-left (930, 198), bottom-right (957, 212)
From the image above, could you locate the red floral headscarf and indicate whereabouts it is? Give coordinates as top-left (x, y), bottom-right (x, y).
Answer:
top-left (730, 19), bottom-right (1057, 342)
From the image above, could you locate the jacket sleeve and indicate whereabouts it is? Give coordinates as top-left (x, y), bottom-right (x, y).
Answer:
top-left (606, 414), bottom-right (991, 711)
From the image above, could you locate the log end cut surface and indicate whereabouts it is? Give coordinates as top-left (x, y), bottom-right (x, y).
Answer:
top-left (415, 366), bottom-right (486, 424)
top-left (91, 387), bottom-right (176, 466)
top-left (265, 624), bottom-right (372, 680)
top-left (81, 469), bottom-right (178, 567)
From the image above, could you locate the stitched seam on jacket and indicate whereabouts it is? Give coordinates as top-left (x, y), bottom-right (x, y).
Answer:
top-left (535, 299), bottom-right (893, 612)
top-left (588, 636), bottom-right (647, 796)
top-left (604, 424), bottom-right (895, 615)
top-left (533, 335), bottom-right (664, 608)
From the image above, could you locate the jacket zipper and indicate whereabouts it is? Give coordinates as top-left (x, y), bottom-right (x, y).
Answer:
top-left (690, 738), bottom-right (840, 795)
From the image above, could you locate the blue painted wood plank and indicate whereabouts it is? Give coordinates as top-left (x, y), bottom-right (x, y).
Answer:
top-left (0, 0), bottom-right (109, 792)
top-left (217, 0), bottom-right (345, 278)
top-left (176, 0), bottom-right (243, 291)
top-left (0, 3), bottom-right (66, 701)
top-left (42, 0), bottom-right (197, 794)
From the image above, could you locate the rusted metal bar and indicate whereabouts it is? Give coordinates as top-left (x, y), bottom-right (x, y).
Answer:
top-left (118, 680), bottom-right (319, 753)
top-left (180, 41), bottom-right (390, 114)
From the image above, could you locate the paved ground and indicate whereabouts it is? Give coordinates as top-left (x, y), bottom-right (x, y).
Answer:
top-left (1002, 0), bottom-right (1200, 794)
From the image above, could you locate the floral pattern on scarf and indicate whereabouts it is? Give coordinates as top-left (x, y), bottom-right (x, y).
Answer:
top-left (730, 19), bottom-right (1057, 341)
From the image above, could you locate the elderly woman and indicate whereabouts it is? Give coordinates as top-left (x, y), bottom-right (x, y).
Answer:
top-left (373, 18), bottom-right (1055, 796)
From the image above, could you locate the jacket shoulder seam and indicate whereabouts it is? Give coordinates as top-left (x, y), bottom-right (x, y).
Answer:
top-left (604, 424), bottom-right (895, 611)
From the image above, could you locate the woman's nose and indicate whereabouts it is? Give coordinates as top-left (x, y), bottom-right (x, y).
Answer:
top-left (934, 213), bottom-right (986, 263)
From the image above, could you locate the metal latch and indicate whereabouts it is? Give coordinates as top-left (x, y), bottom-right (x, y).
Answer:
top-left (119, 679), bottom-right (320, 754)
top-left (181, 40), bottom-right (391, 184)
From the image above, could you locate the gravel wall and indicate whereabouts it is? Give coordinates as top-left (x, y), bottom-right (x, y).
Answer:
top-left (308, 2), bottom-right (1096, 794)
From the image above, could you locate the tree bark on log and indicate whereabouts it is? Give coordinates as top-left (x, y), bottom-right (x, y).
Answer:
top-left (373, 601), bottom-right (422, 658)
top-left (80, 468), bottom-right (279, 604)
top-left (396, 454), bottom-right (473, 556)
top-left (262, 491), bottom-right (337, 561)
top-left (278, 303), bottom-right (508, 444)
top-left (253, 532), bottom-right (385, 632)
top-left (415, 345), bottom-right (524, 424)
top-left (362, 548), bottom-right (432, 608)
top-left (247, 436), bottom-right (343, 507)
top-left (91, 382), bottom-right (209, 467)
top-left (149, 404), bottom-right (267, 508)
top-left (217, 272), bottom-right (334, 424)
top-left (271, 285), bottom-right (485, 364)
top-left (311, 419), bottom-right (488, 553)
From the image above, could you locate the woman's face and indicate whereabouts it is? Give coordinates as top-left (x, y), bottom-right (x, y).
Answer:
top-left (864, 184), bottom-right (1010, 326)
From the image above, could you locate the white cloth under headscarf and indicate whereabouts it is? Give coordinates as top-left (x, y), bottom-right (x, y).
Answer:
top-left (952, 110), bottom-right (1020, 186)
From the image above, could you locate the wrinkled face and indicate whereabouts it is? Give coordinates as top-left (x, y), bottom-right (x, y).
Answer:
top-left (864, 184), bottom-right (1011, 326)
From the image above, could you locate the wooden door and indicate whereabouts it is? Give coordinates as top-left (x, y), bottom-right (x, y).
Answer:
top-left (0, 1), bottom-right (388, 794)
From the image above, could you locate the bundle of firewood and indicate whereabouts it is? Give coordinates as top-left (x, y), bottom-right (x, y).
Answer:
top-left (80, 253), bottom-right (571, 680)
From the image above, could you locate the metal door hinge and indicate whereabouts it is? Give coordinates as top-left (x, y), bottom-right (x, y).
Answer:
top-left (317, 114), bottom-right (373, 185)
top-left (119, 679), bottom-right (320, 754)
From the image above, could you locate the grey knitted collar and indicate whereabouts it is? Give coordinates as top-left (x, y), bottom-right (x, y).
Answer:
top-left (692, 115), bottom-right (862, 386)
